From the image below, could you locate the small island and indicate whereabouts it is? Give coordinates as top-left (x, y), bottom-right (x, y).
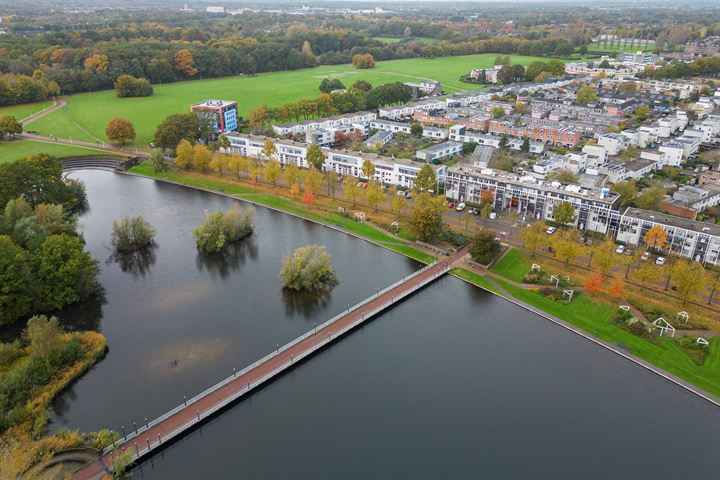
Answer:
top-left (193, 206), bottom-right (255, 253)
top-left (280, 245), bottom-right (339, 291)
top-left (111, 215), bottom-right (156, 253)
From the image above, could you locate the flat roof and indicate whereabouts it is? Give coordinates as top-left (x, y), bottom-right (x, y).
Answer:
top-left (624, 207), bottom-right (720, 236)
top-left (192, 99), bottom-right (236, 108)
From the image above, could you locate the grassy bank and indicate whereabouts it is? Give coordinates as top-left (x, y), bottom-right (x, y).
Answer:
top-left (450, 268), bottom-right (503, 295)
top-left (129, 162), bottom-right (436, 264)
top-left (0, 139), bottom-right (117, 164)
top-left (0, 100), bottom-right (54, 122)
top-left (30, 53), bottom-right (567, 147)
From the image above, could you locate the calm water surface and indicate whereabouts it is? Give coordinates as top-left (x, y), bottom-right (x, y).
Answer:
top-left (33, 171), bottom-right (720, 478)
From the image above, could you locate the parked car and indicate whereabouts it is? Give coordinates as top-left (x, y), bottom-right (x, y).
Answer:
top-left (471, 208), bottom-right (480, 216)
top-left (545, 226), bottom-right (556, 235)
top-left (396, 190), bottom-right (407, 197)
top-left (615, 245), bottom-right (625, 254)
top-left (656, 256), bottom-right (666, 265)
top-left (447, 202), bottom-right (455, 209)
top-left (456, 202), bottom-right (466, 212)
top-left (489, 212), bottom-right (497, 220)
top-left (641, 252), bottom-right (650, 261)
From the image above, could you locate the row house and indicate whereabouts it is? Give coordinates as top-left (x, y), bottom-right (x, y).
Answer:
top-left (378, 98), bottom-right (447, 120)
top-left (225, 132), bottom-right (446, 189)
top-left (415, 141), bottom-right (463, 163)
top-left (616, 208), bottom-right (720, 265)
top-left (444, 166), bottom-right (620, 234)
top-left (370, 119), bottom-right (412, 134)
top-left (306, 123), bottom-right (366, 147)
top-left (273, 111), bottom-right (377, 136)
top-left (225, 133), bottom-right (311, 168)
top-left (324, 150), bottom-right (446, 190)
top-left (413, 110), bottom-right (490, 132)
top-left (488, 119), bottom-right (582, 147)
top-left (448, 126), bottom-right (545, 154)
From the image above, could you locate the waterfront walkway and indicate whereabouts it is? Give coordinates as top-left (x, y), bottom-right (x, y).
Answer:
top-left (71, 252), bottom-right (461, 480)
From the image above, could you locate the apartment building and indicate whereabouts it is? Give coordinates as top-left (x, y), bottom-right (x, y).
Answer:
top-left (488, 118), bottom-right (582, 147)
top-left (273, 111), bottom-right (377, 136)
top-left (616, 208), bottom-right (720, 265)
top-left (444, 166), bottom-right (620, 233)
top-left (325, 150), bottom-right (446, 189)
top-left (370, 119), bottom-right (412, 134)
top-left (415, 141), bottom-right (463, 163)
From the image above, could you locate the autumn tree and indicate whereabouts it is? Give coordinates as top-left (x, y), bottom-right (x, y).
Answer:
top-left (192, 144), bottom-right (212, 171)
top-left (248, 106), bottom-right (268, 133)
top-left (83, 54), bottom-right (109, 73)
top-left (209, 153), bottom-right (228, 176)
top-left (607, 278), bottom-right (625, 298)
top-left (174, 139), bottom-right (194, 168)
top-left (592, 238), bottom-right (621, 275)
top-left (520, 221), bottom-right (546, 257)
top-left (264, 160), bottom-right (282, 188)
top-left (414, 163), bottom-right (437, 192)
top-left (154, 113), bottom-right (201, 150)
top-left (0, 115), bottom-right (22, 139)
top-left (343, 177), bottom-right (360, 205)
top-left (410, 193), bottom-right (445, 241)
top-left (173, 49), bottom-right (198, 77)
top-left (285, 164), bottom-right (301, 189)
top-left (584, 273), bottom-right (602, 294)
top-left (325, 170), bottom-right (338, 198)
top-left (366, 181), bottom-right (385, 211)
top-left (352, 53), bottom-right (376, 69)
top-left (305, 169), bottom-right (324, 195)
top-left (643, 224), bottom-right (668, 251)
top-left (552, 201), bottom-right (575, 227)
top-left (104, 118), bottom-right (136, 145)
top-left (392, 194), bottom-right (407, 215)
top-left (262, 139), bottom-right (277, 161)
top-left (552, 232), bottom-right (583, 265)
top-left (306, 143), bottom-right (325, 170)
top-left (670, 259), bottom-right (707, 304)
top-left (361, 158), bottom-right (376, 180)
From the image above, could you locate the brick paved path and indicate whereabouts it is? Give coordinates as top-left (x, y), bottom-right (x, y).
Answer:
top-left (71, 252), bottom-right (462, 480)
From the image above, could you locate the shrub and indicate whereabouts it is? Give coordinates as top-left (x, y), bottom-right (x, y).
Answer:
top-left (193, 207), bottom-right (254, 253)
top-left (111, 216), bottom-right (156, 253)
top-left (280, 245), bottom-right (339, 291)
top-left (114, 74), bottom-right (153, 98)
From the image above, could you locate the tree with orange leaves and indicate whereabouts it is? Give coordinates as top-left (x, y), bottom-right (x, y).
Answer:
top-left (643, 224), bottom-right (667, 251)
top-left (607, 278), bottom-right (625, 298)
top-left (584, 273), bottom-right (602, 294)
top-left (173, 49), bottom-right (198, 77)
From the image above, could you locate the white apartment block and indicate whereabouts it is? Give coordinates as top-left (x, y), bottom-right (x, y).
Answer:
top-left (616, 208), bottom-right (720, 265)
top-left (273, 111), bottom-right (377, 136)
top-left (370, 119), bottom-right (412, 134)
top-left (422, 127), bottom-right (450, 140)
top-left (225, 132), bottom-right (446, 189)
top-left (415, 141), bottom-right (463, 162)
top-left (325, 150), bottom-right (446, 189)
top-left (597, 133), bottom-right (626, 156)
top-left (582, 145), bottom-right (608, 167)
top-left (658, 142), bottom-right (685, 166)
top-left (444, 166), bottom-right (620, 234)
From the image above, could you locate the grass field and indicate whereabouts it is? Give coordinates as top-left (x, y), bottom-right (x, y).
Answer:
top-left (29, 54), bottom-right (566, 147)
top-left (0, 139), bottom-right (119, 164)
top-left (0, 100), bottom-right (54, 122)
top-left (490, 248), bottom-right (532, 282)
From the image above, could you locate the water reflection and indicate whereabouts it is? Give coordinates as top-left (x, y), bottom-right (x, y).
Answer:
top-left (107, 245), bottom-right (158, 278)
top-left (282, 288), bottom-right (332, 320)
top-left (196, 238), bottom-right (259, 279)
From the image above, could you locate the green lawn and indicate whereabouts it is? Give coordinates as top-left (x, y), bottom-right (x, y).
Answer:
top-left (31, 54), bottom-right (567, 148)
top-left (0, 139), bottom-right (118, 164)
top-left (451, 268), bottom-right (503, 295)
top-left (493, 277), bottom-right (720, 398)
top-left (0, 100), bottom-right (54, 122)
top-left (490, 248), bottom-right (532, 282)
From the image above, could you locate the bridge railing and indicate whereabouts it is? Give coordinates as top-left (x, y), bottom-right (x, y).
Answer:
top-left (103, 257), bottom-right (452, 458)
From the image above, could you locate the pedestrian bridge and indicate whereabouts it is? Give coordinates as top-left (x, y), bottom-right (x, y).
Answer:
top-left (70, 253), bottom-right (459, 480)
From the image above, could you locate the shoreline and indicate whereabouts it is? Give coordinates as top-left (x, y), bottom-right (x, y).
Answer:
top-left (113, 169), bottom-right (720, 408)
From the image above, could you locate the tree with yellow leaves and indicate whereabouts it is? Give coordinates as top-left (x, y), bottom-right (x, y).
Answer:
top-left (366, 181), bottom-right (385, 212)
top-left (519, 221), bottom-right (546, 257)
top-left (173, 49), bottom-right (198, 77)
top-left (264, 160), bottom-right (282, 188)
top-left (643, 224), bottom-right (668, 251)
top-left (83, 54), bottom-right (109, 73)
top-left (670, 259), bottom-right (708, 304)
top-left (174, 139), bottom-right (194, 169)
top-left (192, 144), bottom-right (212, 171)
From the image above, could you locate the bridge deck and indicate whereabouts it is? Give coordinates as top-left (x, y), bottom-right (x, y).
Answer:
top-left (71, 253), bottom-right (458, 480)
